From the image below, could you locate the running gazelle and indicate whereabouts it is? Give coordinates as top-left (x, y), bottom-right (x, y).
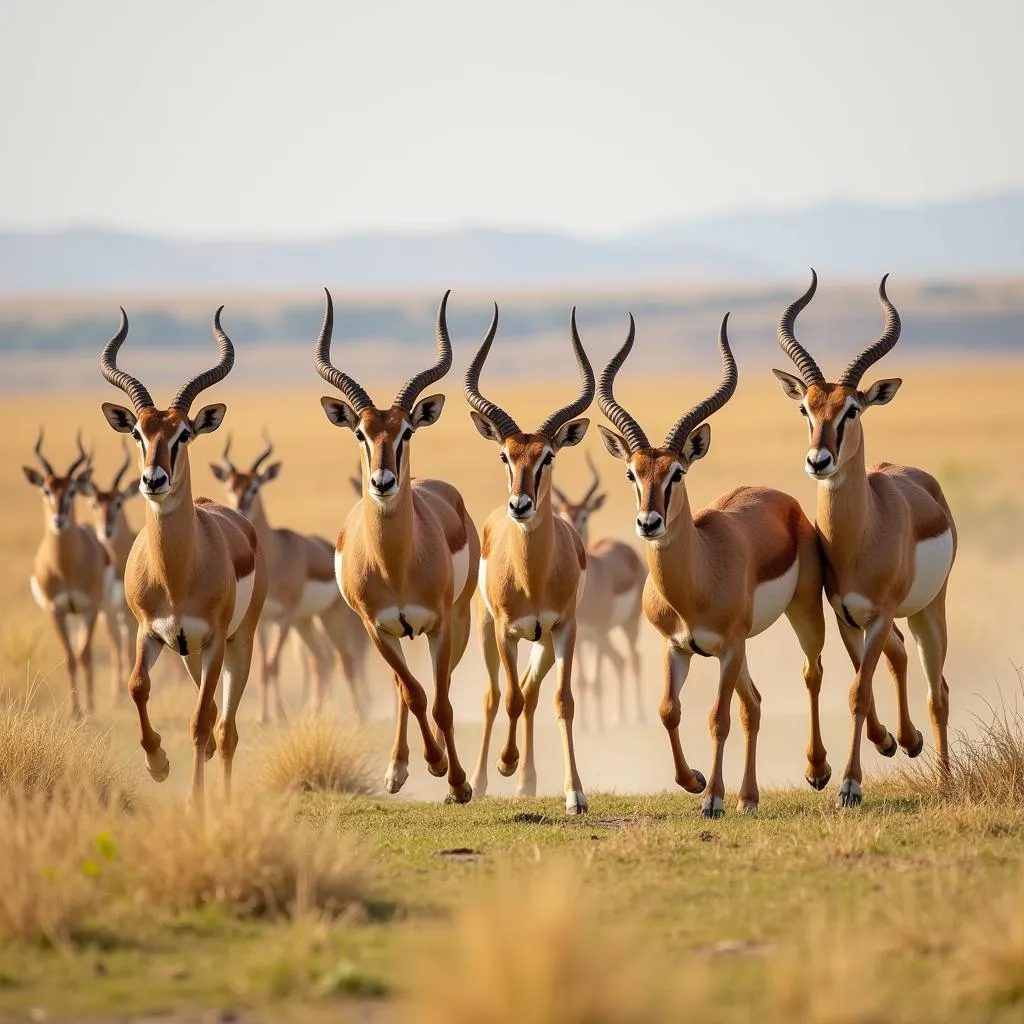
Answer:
top-left (212, 432), bottom-right (369, 722)
top-left (99, 306), bottom-right (267, 811)
top-left (552, 453), bottom-right (647, 729)
top-left (23, 431), bottom-right (107, 716)
top-left (467, 306), bottom-right (594, 815)
top-left (597, 313), bottom-right (830, 817)
top-left (773, 271), bottom-right (956, 807)
top-left (315, 289), bottom-right (480, 803)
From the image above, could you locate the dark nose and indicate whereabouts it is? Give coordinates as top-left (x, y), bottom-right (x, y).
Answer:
top-left (807, 453), bottom-right (832, 472)
top-left (508, 494), bottom-right (534, 517)
top-left (141, 468), bottom-right (168, 490)
top-left (370, 469), bottom-right (397, 494)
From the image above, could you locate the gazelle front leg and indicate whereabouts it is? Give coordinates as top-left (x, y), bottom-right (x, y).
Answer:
top-left (48, 609), bottom-right (81, 717)
top-left (735, 656), bottom-right (762, 814)
top-left (659, 643), bottom-right (705, 794)
top-left (551, 619), bottom-right (586, 814)
top-left (103, 607), bottom-right (124, 704)
top-left (471, 605), bottom-right (501, 798)
top-left (703, 642), bottom-right (743, 819)
top-left (519, 636), bottom-right (555, 797)
top-left (908, 588), bottom-right (952, 783)
top-left (840, 613), bottom-right (893, 808)
top-left (836, 617), bottom-right (900, 758)
top-left (496, 626), bottom-right (524, 777)
top-left (255, 622), bottom-right (272, 725)
top-left (264, 618), bottom-right (292, 722)
top-left (129, 632), bottom-right (168, 781)
top-left (427, 621), bottom-right (472, 804)
top-left (76, 607), bottom-right (100, 715)
top-left (189, 635), bottom-right (225, 815)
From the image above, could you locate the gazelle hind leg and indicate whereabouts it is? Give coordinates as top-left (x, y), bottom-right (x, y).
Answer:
top-left (293, 617), bottom-right (333, 716)
top-left (836, 617), bottom-right (899, 757)
top-left (519, 636), bottom-right (555, 798)
top-left (620, 611), bottom-right (644, 724)
top-left (785, 592), bottom-right (830, 790)
top-left (703, 642), bottom-right (742, 819)
top-left (551, 621), bottom-right (586, 815)
top-left (217, 631), bottom-right (256, 804)
top-left (49, 610), bottom-right (80, 716)
top-left (735, 656), bottom-right (762, 814)
top-left (130, 632), bottom-right (168, 780)
top-left (471, 604), bottom-right (501, 798)
top-left (183, 647), bottom-right (217, 761)
top-left (659, 644), bottom-right (704, 794)
top-left (319, 602), bottom-right (366, 721)
top-left (103, 607), bottom-right (124, 703)
top-left (427, 621), bottom-right (471, 804)
top-left (907, 584), bottom-right (951, 782)
top-left (882, 624), bottom-right (924, 758)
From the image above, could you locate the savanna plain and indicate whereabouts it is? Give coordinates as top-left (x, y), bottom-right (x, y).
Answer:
top-left (2, 352), bottom-right (1024, 1023)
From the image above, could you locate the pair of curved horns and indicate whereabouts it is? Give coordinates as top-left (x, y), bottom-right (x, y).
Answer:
top-left (220, 429), bottom-right (274, 475)
top-left (33, 428), bottom-right (89, 479)
top-left (598, 314), bottom-right (737, 455)
top-left (465, 306), bottom-right (595, 442)
top-left (100, 307), bottom-right (235, 414)
top-left (778, 270), bottom-right (902, 388)
top-left (314, 289), bottom-right (453, 414)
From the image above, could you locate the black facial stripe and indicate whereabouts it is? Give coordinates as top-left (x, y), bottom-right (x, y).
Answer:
top-left (533, 462), bottom-right (544, 494)
top-left (835, 417), bottom-right (846, 458)
top-left (664, 477), bottom-right (677, 511)
top-left (395, 438), bottom-right (405, 481)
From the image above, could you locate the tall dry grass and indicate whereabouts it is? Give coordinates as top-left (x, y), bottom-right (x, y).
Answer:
top-left (257, 716), bottom-right (376, 796)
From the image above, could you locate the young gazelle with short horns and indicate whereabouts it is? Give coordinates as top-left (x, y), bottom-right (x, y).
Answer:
top-left (23, 431), bottom-right (108, 716)
top-left (773, 271), bottom-right (956, 807)
top-left (467, 306), bottom-right (593, 815)
top-left (315, 289), bottom-right (480, 803)
top-left (598, 314), bottom-right (830, 818)
top-left (211, 432), bottom-right (369, 722)
top-left (79, 440), bottom-right (141, 703)
top-left (552, 453), bottom-right (647, 729)
top-left (99, 307), bottom-right (267, 811)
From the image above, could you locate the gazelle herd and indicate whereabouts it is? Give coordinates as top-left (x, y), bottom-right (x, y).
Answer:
top-left (22, 271), bottom-right (955, 816)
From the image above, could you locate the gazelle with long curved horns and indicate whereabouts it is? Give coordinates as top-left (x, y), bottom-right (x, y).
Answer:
top-left (211, 431), bottom-right (369, 722)
top-left (99, 307), bottom-right (267, 811)
top-left (467, 306), bottom-right (593, 815)
top-left (773, 271), bottom-right (956, 807)
top-left (23, 431), bottom-right (108, 716)
top-left (598, 314), bottom-right (830, 818)
top-left (78, 440), bottom-right (141, 703)
top-left (315, 289), bottom-right (480, 803)
top-left (552, 453), bottom-right (647, 729)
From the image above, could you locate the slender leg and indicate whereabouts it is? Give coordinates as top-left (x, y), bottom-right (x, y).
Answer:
top-left (836, 617), bottom-right (900, 756)
top-left (182, 647), bottom-right (218, 761)
top-left (48, 609), bottom-right (80, 717)
top-left (427, 621), bottom-right (471, 803)
top-left (519, 637), bottom-right (555, 798)
top-left (217, 629), bottom-right (256, 804)
top-left (659, 643), bottom-right (704, 793)
top-left (601, 637), bottom-right (626, 728)
top-left (255, 622), bottom-right (272, 725)
top-left (840, 613), bottom-right (893, 807)
top-left (621, 611), bottom-right (645, 725)
top-left (785, 599), bottom-right (831, 790)
top-left (293, 618), bottom-right (333, 716)
top-left (551, 620), bottom-right (586, 814)
top-left (883, 625), bottom-right (924, 757)
top-left (103, 607), bottom-right (123, 704)
top-left (124, 607), bottom-right (139, 703)
top-left (265, 618), bottom-right (292, 723)
top-left (129, 632), bottom-right (169, 780)
top-left (189, 636), bottom-right (225, 814)
top-left (318, 602), bottom-right (366, 722)
top-left (385, 678), bottom-right (411, 794)
top-left (907, 585), bottom-right (951, 782)
top-left (734, 656), bottom-right (762, 814)
top-left (471, 606), bottom-right (501, 797)
top-left (497, 626), bottom-right (524, 777)
top-left (76, 608), bottom-right (100, 715)
top-left (703, 642), bottom-right (743, 819)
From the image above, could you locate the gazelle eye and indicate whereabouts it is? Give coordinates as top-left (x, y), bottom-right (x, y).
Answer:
top-left (844, 407), bottom-right (858, 421)
top-left (799, 406), bottom-right (808, 417)
top-left (402, 429), bottom-right (413, 443)
top-left (499, 452), bottom-right (508, 464)
top-left (131, 428), bottom-right (142, 441)
top-left (542, 452), bottom-right (554, 467)
top-left (671, 468), bottom-right (684, 483)
top-left (625, 469), bottom-right (634, 482)
top-left (354, 429), bottom-right (365, 443)
top-left (179, 429), bottom-right (192, 444)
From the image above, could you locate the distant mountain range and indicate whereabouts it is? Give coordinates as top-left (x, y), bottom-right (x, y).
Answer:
top-left (2, 193), bottom-right (1024, 293)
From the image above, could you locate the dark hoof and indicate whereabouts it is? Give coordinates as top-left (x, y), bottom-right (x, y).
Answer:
top-left (701, 807), bottom-right (725, 820)
top-left (497, 757), bottom-right (519, 778)
top-left (806, 764), bottom-right (832, 791)
top-left (683, 769), bottom-right (708, 795)
top-left (445, 781), bottom-right (473, 805)
top-left (876, 733), bottom-right (898, 758)
top-left (837, 779), bottom-right (863, 808)
top-left (426, 753), bottom-right (449, 778)
top-left (905, 730), bottom-right (925, 759)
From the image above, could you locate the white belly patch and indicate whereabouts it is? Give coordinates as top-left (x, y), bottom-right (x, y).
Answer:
top-left (574, 569), bottom-right (587, 609)
top-left (896, 530), bottom-right (954, 618)
top-left (296, 578), bottom-right (340, 618)
top-left (375, 604), bottom-right (436, 638)
top-left (478, 558), bottom-right (496, 617)
top-left (228, 570), bottom-right (256, 638)
top-left (749, 559), bottom-right (799, 637)
top-left (609, 586), bottom-right (639, 627)
top-left (451, 543), bottom-right (470, 601)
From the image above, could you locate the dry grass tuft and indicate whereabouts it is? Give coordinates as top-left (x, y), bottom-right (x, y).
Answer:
top-left (123, 794), bottom-right (367, 919)
top-left (257, 716), bottom-right (376, 796)
top-left (0, 688), bottom-right (134, 805)
top-left (403, 862), bottom-right (681, 1024)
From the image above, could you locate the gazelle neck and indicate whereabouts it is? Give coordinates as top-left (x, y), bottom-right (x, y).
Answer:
top-left (815, 436), bottom-right (870, 555)
top-left (644, 487), bottom-right (704, 598)
top-left (360, 474), bottom-right (415, 572)
top-left (245, 492), bottom-right (273, 537)
top-left (42, 503), bottom-right (81, 566)
top-left (507, 495), bottom-right (557, 585)
top-left (143, 459), bottom-right (197, 594)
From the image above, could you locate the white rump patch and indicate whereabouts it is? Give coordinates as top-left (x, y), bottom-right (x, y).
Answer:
top-left (895, 530), bottom-right (954, 618)
top-left (228, 570), bottom-right (256, 638)
top-left (478, 558), bottom-right (496, 617)
top-left (574, 569), bottom-right (587, 608)
top-left (451, 542), bottom-right (470, 601)
top-left (750, 559), bottom-right (799, 637)
top-left (296, 578), bottom-right (341, 618)
top-left (375, 604), bottom-right (436, 638)
top-left (151, 614), bottom-right (211, 650)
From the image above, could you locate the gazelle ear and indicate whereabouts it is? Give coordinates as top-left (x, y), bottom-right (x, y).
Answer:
top-left (102, 403), bottom-right (137, 433)
top-left (597, 425), bottom-right (631, 462)
top-left (469, 410), bottom-right (504, 443)
top-left (682, 423), bottom-right (711, 465)
top-left (193, 404), bottom-right (227, 436)
top-left (411, 393), bottom-right (445, 429)
top-left (772, 369), bottom-right (807, 401)
top-left (862, 378), bottom-right (902, 407)
top-left (122, 478), bottom-right (141, 499)
top-left (22, 466), bottom-right (45, 487)
top-left (553, 417), bottom-right (589, 450)
top-left (590, 492), bottom-right (607, 512)
top-left (72, 467), bottom-right (93, 492)
top-left (209, 463), bottom-right (229, 482)
top-left (261, 462), bottom-right (282, 483)
top-left (321, 396), bottom-right (360, 430)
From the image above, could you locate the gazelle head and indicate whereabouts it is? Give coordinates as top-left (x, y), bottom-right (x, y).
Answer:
top-left (772, 270), bottom-right (903, 481)
top-left (597, 313), bottom-right (737, 543)
top-left (99, 307), bottom-right (233, 509)
top-left (316, 289), bottom-right (452, 512)
top-left (22, 430), bottom-right (92, 534)
top-left (77, 439), bottom-right (140, 541)
top-left (209, 431), bottom-right (281, 517)
top-left (552, 452), bottom-right (606, 544)
top-left (465, 306), bottom-right (594, 529)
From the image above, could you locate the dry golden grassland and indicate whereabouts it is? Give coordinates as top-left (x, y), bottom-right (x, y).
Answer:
top-left (1, 360), bottom-right (1024, 1021)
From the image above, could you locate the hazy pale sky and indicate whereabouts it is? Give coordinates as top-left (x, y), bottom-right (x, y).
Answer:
top-left (0, 0), bottom-right (1019, 238)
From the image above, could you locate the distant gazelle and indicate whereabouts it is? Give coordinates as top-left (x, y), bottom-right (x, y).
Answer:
top-left (79, 441), bottom-right (140, 703)
top-left (315, 288), bottom-right (480, 803)
top-left (211, 432), bottom-right (369, 722)
top-left (773, 271), bottom-right (956, 807)
top-left (552, 453), bottom-right (647, 729)
top-left (99, 307), bottom-right (267, 810)
top-left (467, 306), bottom-right (594, 815)
top-left (23, 431), bottom-right (107, 716)
top-left (598, 314), bottom-right (830, 818)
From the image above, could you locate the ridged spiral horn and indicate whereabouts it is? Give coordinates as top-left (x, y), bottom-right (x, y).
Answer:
top-left (312, 288), bottom-right (374, 413)
top-left (596, 314), bottom-right (651, 453)
top-left (536, 307), bottom-right (596, 440)
top-left (392, 290), bottom-right (454, 412)
top-left (777, 269), bottom-right (825, 386)
top-left (463, 302), bottom-right (521, 440)
top-left (99, 308), bottom-right (155, 412)
top-left (837, 274), bottom-right (902, 387)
